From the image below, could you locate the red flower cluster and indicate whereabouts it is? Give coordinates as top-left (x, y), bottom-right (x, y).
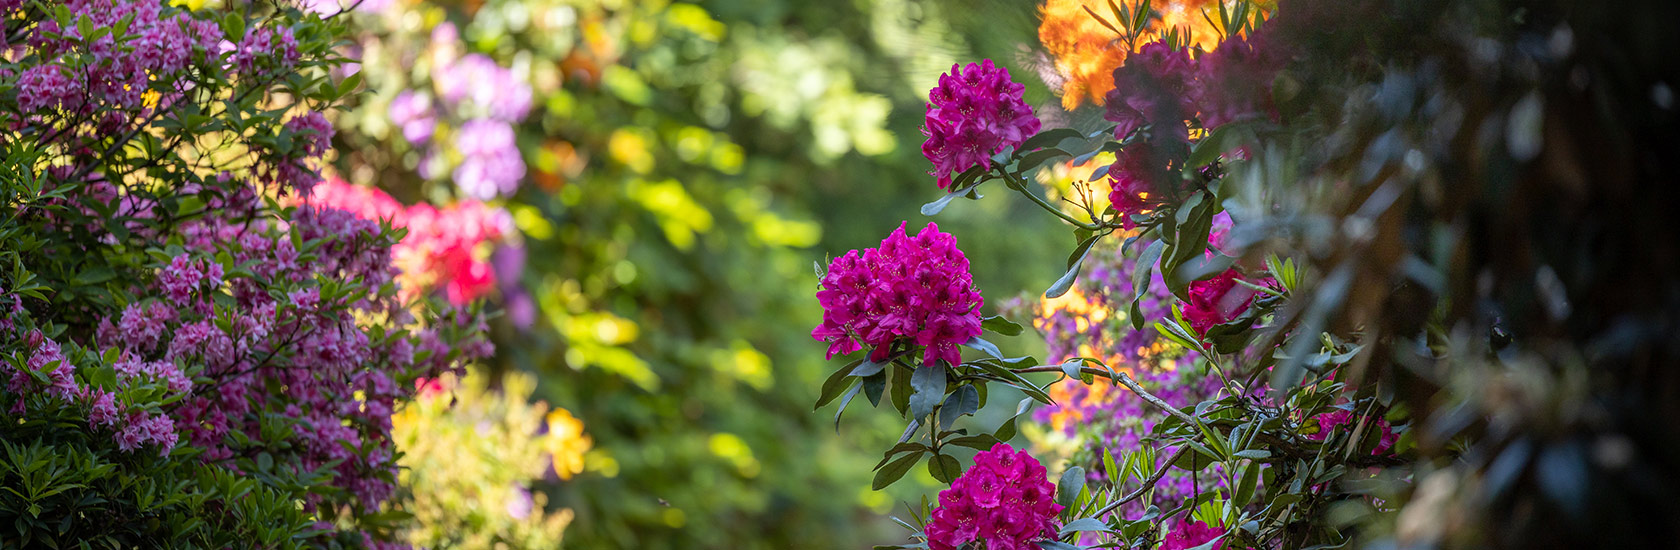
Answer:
top-left (812, 222), bottom-right (983, 368)
top-left (922, 60), bottom-right (1041, 190)
top-left (925, 443), bottom-right (1063, 550)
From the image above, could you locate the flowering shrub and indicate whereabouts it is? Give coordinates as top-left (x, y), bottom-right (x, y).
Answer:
top-left (389, 369), bottom-right (589, 549)
top-left (813, 0), bottom-right (1680, 549)
top-left (0, 0), bottom-right (489, 547)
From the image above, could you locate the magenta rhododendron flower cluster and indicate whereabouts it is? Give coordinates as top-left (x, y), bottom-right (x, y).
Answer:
top-left (1308, 410), bottom-right (1398, 454)
top-left (812, 222), bottom-right (983, 367)
top-left (308, 178), bottom-right (515, 305)
top-left (1191, 31), bottom-right (1287, 129)
top-left (1105, 41), bottom-right (1199, 145)
top-left (1160, 518), bottom-right (1226, 550)
top-left (925, 443), bottom-right (1063, 550)
top-left (922, 60), bottom-right (1041, 190)
top-left (1103, 32), bottom-right (1286, 227)
top-left (1182, 269), bottom-right (1279, 334)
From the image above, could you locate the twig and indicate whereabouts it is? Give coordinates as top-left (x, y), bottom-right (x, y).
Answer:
top-left (1091, 444), bottom-right (1191, 519)
top-left (1015, 364), bottom-right (1197, 425)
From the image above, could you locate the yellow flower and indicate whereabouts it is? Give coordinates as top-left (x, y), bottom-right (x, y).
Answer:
top-left (545, 408), bottom-right (593, 480)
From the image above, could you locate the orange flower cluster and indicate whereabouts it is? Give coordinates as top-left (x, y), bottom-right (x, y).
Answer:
top-left (1038, 0), bottom-right (1225, 109)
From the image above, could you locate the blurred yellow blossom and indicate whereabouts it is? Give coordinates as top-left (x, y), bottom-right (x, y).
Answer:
top-left (545, 408), bottom-right (592, 480)
top-left (391, 369), bottom-right (585, 549)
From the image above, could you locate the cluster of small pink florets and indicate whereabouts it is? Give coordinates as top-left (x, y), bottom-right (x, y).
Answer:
top-left (812, 222), bottom-right (983, 368)
top-left (922, 60), bottom-right (1041, 190)
top-left (924, 443), bottom-right (1063, 550)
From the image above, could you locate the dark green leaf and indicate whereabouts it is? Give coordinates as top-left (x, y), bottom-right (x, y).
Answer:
top-left (909, 364), bottom-right (947, 420)
top-left (1059, 517), bottom-right (1109, 536)
top-left (927, 454), bottom-right (962, 484)
top-left (834, 383), bottom-right (863, 431)
top-left (1046, 232), bottom-right (1104, 298)
top-left (1016, 147), bottom-right (1072, 174)
top-left (863, 371), bottom-right (886, 407)
top-left (1130, 239), bottom-right (1166, 329)
top-left (872, 452), bottom-right (923, 490)
top-left (938, 385), bottom-right (980, 430)
top-left (1057, 466), bottom-right (1086, 507)
top-left (981, 315), bottom-right (1024, 337)
top-left (814, 358), bottom-right (864, 410)
top-left (1019, 128), bottom-right (1084, 151)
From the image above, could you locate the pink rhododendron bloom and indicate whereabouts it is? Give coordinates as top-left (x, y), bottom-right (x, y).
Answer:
top-left (1182, 269), bottom-right (1278, 334)
top-left (1105, 41), bottom-right (1197, 144)
top-left (925, 443), bottom-right (1062, 550)
top-left (306, 178), bottom-right (514, 305)
top-left (1192, 29), bottom-right (1288, 130)
top-left (922, 60), bottom-right (1041, 190)
top-left (812, 222), bottom-right (983, 367)
top-left (1307, 410), bottom-right (1398, 454)
top-left (1161, 518), bottom-right (1225, 550)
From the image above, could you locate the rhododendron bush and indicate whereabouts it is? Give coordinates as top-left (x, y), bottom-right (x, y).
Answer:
top-left (0, 0), bottom-right (490, 547)
top-left (815, 0), bottom-right (1680, 549)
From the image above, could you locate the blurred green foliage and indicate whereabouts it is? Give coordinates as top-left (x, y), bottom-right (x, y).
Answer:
top-left (333, 0), bottom-right (1065, 547)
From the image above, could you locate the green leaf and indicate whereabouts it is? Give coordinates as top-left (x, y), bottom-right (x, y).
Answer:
top-left (938, 385), bottom-right (980, 430)
top-left (1233, 449), bottom-right (1271, 460)
top-left (927, 454), bottom-right (962, 484)
top-left (962, 337), bottom-right (1004, 361)
top-left (1185, 123), bottom-right (1255, 170)
top-left (872, 452), bottom-right (922, 490)
top-left (851, 357), bottom-right (889, 378)
top-left (981, 315), bottom-right (1024, 337)
top-left (890, 363), bottom-right (913, 416)
top-left (816, 359), bottom-right (866, 412)
top-left (1234, 461), bottom-right (1261, 506)
top-left (814, 358), bottom-right (865, 410)
top-left (1059, 358), bottom-right (1085, 381)
top-left (1015, 147), bottom-right (1072, 174)
top-left (1019, 128), bottom-right (1084, 151)
top-left (1046, 232), bottom-right (1103, 298)
top-left (946, 433), bottom-right (1002, 451)
top-left (862, 371), bottom-right (886, 407)
top-left (1059, 517), bottom-right (1109, 536)
top-left (909, 363), bottom-right (947, 420)
top-left (1129, 239), bottom-right (1166, 329)
top-left (222, 12), bottom-right (246, 43)
top-left (1057, 466), bottom-right (1085, 507)
top-left (921, 187), bottom-right (968, 217)
top-left (834, 383), bottom-right (863, 431)
top-left (336, 72), bottom-right (363, 100)
top-left (994, 417), bottom-right (1019, 442)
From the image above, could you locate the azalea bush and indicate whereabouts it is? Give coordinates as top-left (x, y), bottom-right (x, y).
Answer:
top-left (0, 0), bottom-right (493, 547)
top-left (815, 0), bottom-right (1680, 549)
